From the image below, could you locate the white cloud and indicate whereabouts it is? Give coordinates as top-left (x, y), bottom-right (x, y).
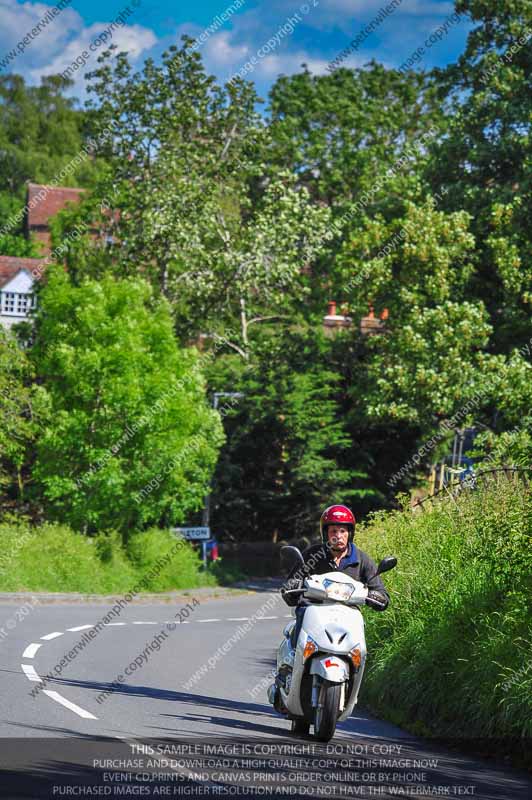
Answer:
top-left (255, 50), bottom-right (331, 78)
top-left (202, 28), bottom-right (332, 83)
top-left (315, 0), bottom-right (454, 16)
top-left (0, 1), bottom-right (157, 86)
top-left (401, 0), bottom-right (455, 14)
top-left (0, 1), bottom-right (81, 65)
top-left (203, 30), bottom-right (250, 68)
top-left (32, 22), bottom-right (157, 83)
top-left (195, 0), bottom-right (462, 85)
top-left (275, 0), bottom-right (456, 32)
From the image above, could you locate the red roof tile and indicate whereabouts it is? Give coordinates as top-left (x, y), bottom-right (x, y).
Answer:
top-left (27, 183), bottom-right (86, 228)
top-left (0, 255), bottom-right (49, 288)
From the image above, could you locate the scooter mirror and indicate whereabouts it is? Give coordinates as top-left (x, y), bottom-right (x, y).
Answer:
top-left (376, 556), bottom-right (397, 575)
top-left (280, 545), bottom-right (305, 572)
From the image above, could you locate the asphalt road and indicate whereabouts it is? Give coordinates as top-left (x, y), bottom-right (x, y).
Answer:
top-left (1, 589), bottom-right (531, 799)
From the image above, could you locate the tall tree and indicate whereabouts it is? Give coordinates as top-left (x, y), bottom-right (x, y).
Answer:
top-left (208, 325), bottom-right (375, 542)
top-left (0, 327), bottom-right (43, 509)
top-left (268, 63), bottom-right (443, 205)
top-left (0, 74), bottom-right (101, 253)
top-left (54, 41), bottom-right (331, 350)
top-left (31, 269), bottom-right (224, 535)
top-left (428, 0), bottom-right (532, 352)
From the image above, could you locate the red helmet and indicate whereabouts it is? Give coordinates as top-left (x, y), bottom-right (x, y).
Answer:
top-left (320, 505), bottom-right (356, 543)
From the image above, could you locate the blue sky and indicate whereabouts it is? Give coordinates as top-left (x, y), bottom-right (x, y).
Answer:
top-left (0, 0), bottom-right (471, 102)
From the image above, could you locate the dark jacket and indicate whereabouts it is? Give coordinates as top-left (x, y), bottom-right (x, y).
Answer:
top-left (282, 542), bottom-right (390, 610)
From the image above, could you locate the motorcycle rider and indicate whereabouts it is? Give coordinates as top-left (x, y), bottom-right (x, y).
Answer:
top-left (282, 504), bottom-right (390, 649)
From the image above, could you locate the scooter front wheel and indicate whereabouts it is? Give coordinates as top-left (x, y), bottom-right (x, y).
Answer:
top-left (314, 680), bottom-right (341, 742)
top-left (291, 718), bottom-right (310, 737)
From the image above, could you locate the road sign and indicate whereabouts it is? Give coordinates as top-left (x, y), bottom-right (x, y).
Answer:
top-left (172, 526), bottom-right (211, 541)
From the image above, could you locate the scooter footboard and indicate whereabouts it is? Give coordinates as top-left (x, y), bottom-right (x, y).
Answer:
top-left (309, 655), bottom-right (349, 684)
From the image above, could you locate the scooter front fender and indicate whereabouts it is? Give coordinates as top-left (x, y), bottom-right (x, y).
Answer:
top-left (309, 655), bottom-right (349, 684)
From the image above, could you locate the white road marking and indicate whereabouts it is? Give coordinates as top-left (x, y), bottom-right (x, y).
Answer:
top-left (23, 606), bottom-right (283, 724)
top-left (21, 664), bottom-right (41, 682)
top-left (22, 643), bottom-right (42, 659)
top-left (43, 690), bottom-right (97, 720)
top-left (67, 624), bottom-right (94, 632)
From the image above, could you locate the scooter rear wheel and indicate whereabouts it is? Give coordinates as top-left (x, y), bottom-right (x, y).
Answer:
top-left (314, 680), bottom-right (341, 742)
top-left (291, 718), bottom-right (310, 736)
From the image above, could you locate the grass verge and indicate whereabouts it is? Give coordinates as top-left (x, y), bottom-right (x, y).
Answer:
top-left (356, 480), bottom-right (531, 768)
top-left (0, 524), bottom-right (217, 593)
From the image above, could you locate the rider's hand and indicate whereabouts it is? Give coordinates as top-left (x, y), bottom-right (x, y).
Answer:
top-left (281, 577), bottom-right (301, 605)
top-left (282, 577), bottom-right (301, 592)
top-left (365, 589), bottom-right (388, 611)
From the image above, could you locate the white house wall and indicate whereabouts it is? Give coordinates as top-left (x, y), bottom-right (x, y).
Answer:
top-left (1, 269), bottom-right (34, 294)
top-left (0, 268), bottom-right (36, 328)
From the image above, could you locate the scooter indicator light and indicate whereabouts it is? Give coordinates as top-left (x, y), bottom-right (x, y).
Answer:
top-left (350, 647), bottom-right (362, 669)
top-left (303, 637), bottom-right (318, 660)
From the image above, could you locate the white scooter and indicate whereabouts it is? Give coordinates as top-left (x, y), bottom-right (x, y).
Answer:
top-left (268, 546), bottom-right (396, 742)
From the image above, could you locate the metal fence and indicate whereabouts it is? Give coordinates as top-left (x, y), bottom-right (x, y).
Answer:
top-left (412, 466), bottom-right (531, 512)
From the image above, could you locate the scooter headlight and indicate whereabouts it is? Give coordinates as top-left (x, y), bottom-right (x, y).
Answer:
top-left (323, 579), bottom-right (354, 602)
top-left (303, 636), bottom-right (318, 661)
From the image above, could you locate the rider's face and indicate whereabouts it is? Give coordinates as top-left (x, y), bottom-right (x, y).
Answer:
top-left (327, 525), bottom-right (349, 552)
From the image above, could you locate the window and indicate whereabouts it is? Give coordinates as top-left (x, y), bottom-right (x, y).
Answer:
top-left (1, 291), bottom-right (36, 316)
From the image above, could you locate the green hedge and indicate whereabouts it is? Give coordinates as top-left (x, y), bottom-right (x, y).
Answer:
top-left (0, 523), bottom-right (214, 593)
top-left (357, 480), bottom-right (531, 763)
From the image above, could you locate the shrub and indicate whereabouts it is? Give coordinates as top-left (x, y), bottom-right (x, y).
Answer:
top-left (126, 528), bottom-right (213, 591)
top-left (0, 522), bottom-right (216, 593)
top-left (356, 480), bottom-right (532, 759)
top-left (0, 522), bottom-right (134, 592)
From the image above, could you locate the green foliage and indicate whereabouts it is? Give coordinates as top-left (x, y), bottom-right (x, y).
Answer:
top-left (31, 268), bottom-right (224, 534)
top-left (357, 480), bottom-right (532, 755)
top-left (474, 418), bottom-right (532, 468)
top-left (57, 40), bottom-right (331, 349)
top-left (428, 0), bottom-right (532, 351)
top-left (0, 2), bottom-right (530, 517)
top-left (0, 233), bottom-right (41, 258)
top-left (127, 528), bottom-right (214, 591)
top-left (0, 327), bottom-right (44, 504)
top-left (335, 199), bottom-right (497, 428)
top-left (0, 74), bottom-right (99, 246)
top-left (0, 522), bottom-right (135, 592)
top-left (209, 326), bottom-right (376, 541)
top-left (0, 522), bottom-right (212, 592)
top-left (268, 63), bottom-right (443, 205)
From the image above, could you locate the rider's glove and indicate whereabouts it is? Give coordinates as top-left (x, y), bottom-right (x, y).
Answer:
top-left (366, 589), bottom-right (388, 611)
top-left (281, 577), bottom-right (301, 606)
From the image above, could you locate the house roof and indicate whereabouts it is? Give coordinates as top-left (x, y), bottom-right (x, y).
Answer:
top-left (27, 183), bottom-right (86, 228)
top-left (0, 256), bottom-right (49, 288)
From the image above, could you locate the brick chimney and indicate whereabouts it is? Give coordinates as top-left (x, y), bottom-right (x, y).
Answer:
top-left (360, 304), bottom-right (387, 335)
top-left (323, 300), bottom-right (352, 336)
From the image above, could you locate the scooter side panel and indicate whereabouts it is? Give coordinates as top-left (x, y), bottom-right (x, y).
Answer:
top-left (337, 657), bottom-right (366, 721)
